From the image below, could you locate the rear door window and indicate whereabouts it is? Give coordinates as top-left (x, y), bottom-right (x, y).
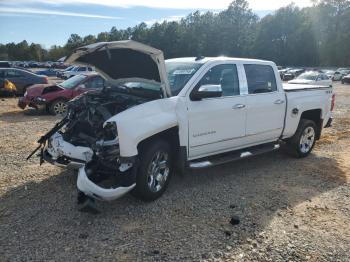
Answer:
top-left (244, 64), bottom-right (277, 94)
top-left (85, 76), bottom-right (105, 89)
top-left (6, 70), bottom-right (22, 78)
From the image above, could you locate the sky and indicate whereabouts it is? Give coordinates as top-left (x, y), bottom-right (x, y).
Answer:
top-left (0, 0), bottom-right (313, 48)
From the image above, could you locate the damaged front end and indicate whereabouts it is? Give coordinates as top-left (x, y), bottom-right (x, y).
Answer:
top-left (28, 40), bottom-right (171, 210)
top-left (35, 87), bottom-right (156, 203)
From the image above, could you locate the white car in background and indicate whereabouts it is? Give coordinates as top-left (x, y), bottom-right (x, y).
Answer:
top-left (324, 70), bottom-right (335, 79)
top-left (333, 69), bottom-right (350, 81)
top-left (288, 71), bottom-right (332, 87)
top-left (62, 66), bottom-right (94, 79)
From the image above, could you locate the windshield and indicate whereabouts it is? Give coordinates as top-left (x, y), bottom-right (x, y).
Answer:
top-left (166, 62), bottom-right (203, 95)
top-left (59, 74), bottom-right (87, 89)
top-left (297, 72), bottom-right (318, 80)
top-left (65, 65), bottom-right (75, 71)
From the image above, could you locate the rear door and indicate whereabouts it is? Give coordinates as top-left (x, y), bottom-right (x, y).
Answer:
top-left (244, 64), bottom-right (285, 144)
top-left (187, 63), bottom-right (247, 159)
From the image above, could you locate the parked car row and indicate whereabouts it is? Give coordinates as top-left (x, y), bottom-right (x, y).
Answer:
top-left (278, 66), bottom-right (350, 83)
top-left (56, 66), bottom-right (94, 79)
top-left (11, 61), bottom-right (69, 69)
top-left (288, 71), bottom-right (332, 87)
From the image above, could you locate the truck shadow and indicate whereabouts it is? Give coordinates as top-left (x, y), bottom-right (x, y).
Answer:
top-left (0, 150), bottom-right (347, 261)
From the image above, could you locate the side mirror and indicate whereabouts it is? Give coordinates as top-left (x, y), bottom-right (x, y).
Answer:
top-left (190, 84), bottom-right (223, 101)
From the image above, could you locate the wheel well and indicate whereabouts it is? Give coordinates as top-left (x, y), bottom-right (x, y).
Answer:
top-left (300, 109), bottom-right (322, 139)
top-left (137, 127), bottom-right (180, 154)
top-left (50, 97), bottom-right (68, 104)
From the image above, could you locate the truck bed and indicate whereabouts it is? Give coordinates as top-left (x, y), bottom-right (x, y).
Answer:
top-left (282, 84), bottom-right (333, 140)
top-left (283, 83), bottom-right (332, 92)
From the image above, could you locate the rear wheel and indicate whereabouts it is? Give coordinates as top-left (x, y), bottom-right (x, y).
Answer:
top-left (286, 119), bottom-right (317, 158)
top-left (49, 99), bottom-right (68, 116)
top-left (132, 139), bottom-right (172, 201)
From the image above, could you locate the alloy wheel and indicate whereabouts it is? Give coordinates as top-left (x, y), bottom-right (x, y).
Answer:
top-left (147, 151), bottom-right (170, 192)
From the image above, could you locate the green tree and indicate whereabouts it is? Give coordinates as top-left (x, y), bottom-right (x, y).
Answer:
top-left (65, 34), bottom-right (83, 52)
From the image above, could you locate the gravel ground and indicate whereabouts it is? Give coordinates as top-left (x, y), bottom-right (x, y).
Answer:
top-left (0, 81), bottom-right (349, 262)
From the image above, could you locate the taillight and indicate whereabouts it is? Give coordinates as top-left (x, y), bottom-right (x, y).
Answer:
top-left (331, 94), bottom-right (335, 111)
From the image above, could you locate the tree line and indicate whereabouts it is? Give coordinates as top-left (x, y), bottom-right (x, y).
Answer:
top-left (1, 0), bottom-right (349, 66)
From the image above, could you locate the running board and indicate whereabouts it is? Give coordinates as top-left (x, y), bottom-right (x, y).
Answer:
top-left (188, 143), bottom-right (280, 169)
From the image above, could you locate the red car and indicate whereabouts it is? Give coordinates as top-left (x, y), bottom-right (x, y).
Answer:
top-left (18, 73), bottom-right (105, 115)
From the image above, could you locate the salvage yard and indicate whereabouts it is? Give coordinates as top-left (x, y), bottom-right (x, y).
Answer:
top-left (0, 81), bottom-right (349, 261)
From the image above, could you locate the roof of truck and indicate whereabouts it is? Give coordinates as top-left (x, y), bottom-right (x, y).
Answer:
top-left (165, 57), bottom-right (274, 65)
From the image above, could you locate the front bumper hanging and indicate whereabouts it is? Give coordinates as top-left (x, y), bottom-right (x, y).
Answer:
top-left (77, 166), bottom-right (136, 201)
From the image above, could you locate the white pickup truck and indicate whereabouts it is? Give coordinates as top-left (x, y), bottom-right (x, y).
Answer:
top-left (31, 41), bottom-right (334, 210)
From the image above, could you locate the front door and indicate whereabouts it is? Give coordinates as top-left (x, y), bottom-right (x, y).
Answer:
top-left (187, 63), bottom-right (246, 159)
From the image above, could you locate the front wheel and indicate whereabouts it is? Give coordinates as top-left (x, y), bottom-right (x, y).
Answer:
top-left (286, 119), bottom-right (317, 158)
top-left (49, 99), bottom-right (68, 116)
top-left (132, 139), bottom-right (172, 201)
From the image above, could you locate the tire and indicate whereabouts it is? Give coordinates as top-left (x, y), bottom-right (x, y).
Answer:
top-left (132, 139), bottom-right (173, 201)
top-left (286, 119), bottom-right (317, 158)
top-left (49, 99), bottom-right (68, 116)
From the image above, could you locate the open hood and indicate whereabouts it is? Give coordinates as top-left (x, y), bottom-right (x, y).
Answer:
top-left (65, 40), bottom-right (171, 97)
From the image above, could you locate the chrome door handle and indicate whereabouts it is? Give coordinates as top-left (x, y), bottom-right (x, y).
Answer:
top-left (274, 99), bottom-right (285, 104)
top-left (233, 104), bottom-right (246, 109)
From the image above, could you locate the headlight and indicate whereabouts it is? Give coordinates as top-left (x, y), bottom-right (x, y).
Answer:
top-left (24, 91), bottom-right (27, 97)
top-left (35, 97), bottom-right (46, 102)
top-left (103, 122), bottom-right (118, 139)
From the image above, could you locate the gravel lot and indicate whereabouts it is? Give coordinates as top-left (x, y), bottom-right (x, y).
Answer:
top-left (0, 81), bottom-right (349, 261)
